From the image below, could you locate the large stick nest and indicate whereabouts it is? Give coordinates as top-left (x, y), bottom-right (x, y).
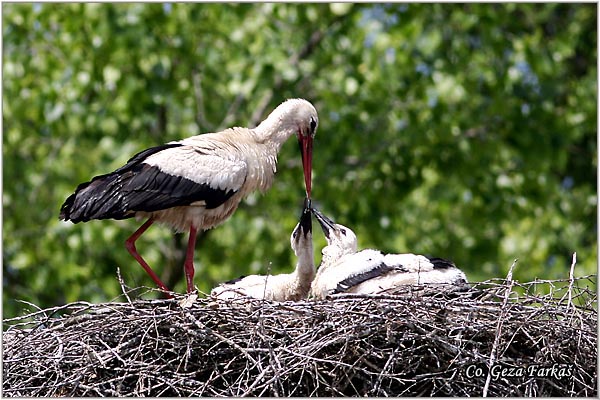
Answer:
top-left (3, 275), bottom-right (597, 397)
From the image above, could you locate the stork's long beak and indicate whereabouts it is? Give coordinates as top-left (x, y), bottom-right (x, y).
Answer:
top-left (298, 134), bottom-right (313, 198)
top-left (310, 207), bottom-right (336, 239)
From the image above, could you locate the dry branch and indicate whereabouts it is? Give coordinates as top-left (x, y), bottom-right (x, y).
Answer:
top-left (3, 276), bottom-right (597, 397)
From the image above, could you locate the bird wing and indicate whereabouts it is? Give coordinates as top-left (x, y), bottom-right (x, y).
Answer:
top-left (321, 249), bottom-right (390, 294)
top-left (326, 252), bottom-right (449, 295)
top-left (143, 140), bottom-right (249, 197)
top-left (333, 261), bottom-right (394, 294)
top-left (382, 253), bottom-right (434, 273)
top-left (342, 255), bottom-right (466, 294)
top-left (131, 143), bottom-right (248, 211)
top-left (60, 141), bottom-right (248, 222)
top-left (378, 254), bottom-right (466, 285)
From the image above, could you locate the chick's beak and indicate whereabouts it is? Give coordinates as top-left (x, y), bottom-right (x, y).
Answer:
top-left (292, 202), bottom-right (313, 242)
top-left (310, 207), bottom-right (336, 239)
top-left (298, 133), bottom-right (313, 199)
top-left (299, 204), bottom-right (312, 237)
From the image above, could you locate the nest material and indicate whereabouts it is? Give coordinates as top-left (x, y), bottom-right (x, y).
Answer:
top-left (3, 275), bottom-right (597, 397)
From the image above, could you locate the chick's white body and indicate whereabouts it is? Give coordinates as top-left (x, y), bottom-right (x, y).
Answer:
top-left (211, 208), bottom-right (315, 301)
top-left (310, 210), bottom-right (468, 299)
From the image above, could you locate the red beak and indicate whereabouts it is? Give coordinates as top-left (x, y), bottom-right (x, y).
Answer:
top-left (298, 134), bottom-right (313, 198)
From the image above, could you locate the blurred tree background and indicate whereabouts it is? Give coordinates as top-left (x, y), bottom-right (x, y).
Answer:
top-left (3, 3), bottom-right (596, 318)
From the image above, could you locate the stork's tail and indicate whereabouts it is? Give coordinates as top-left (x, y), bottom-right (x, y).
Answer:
top-left (59, 143), bottom-right (184, 223)
top-left (59, 174), bottom-right (132, 223)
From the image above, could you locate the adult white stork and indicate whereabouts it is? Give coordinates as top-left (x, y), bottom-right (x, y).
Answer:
top-left (210, 203), bottom-right (314, 301)
top-left (309, 208), bottom-right (468, 299)
top-left (60, 99), bottom-right (318, 297)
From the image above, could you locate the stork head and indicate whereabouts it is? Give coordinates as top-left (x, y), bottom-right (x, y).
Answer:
top-left (291, 200), bottom-right (313, 257)
top-left (311, 207), bottom-right (358, 261)
top-left (256, 99), bottom-right (318, 199)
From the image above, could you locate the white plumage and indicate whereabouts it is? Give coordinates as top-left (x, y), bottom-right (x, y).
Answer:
top-left (309, 208), bottom-right (468, 299)
top-left (60, 99), bottom-right (318, 296)
top-left (210, 205), bottom-right (315, 301)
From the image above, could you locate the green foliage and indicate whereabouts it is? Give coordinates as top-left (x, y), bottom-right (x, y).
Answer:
top-left (3, 4), bottom-right (596, 318)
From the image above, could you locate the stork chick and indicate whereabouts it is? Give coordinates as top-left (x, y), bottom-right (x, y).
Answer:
top-left (60, 99), bottom-right (318, 297)
top-left (309, 208), bottom-right (468, 299)
top-left (210, 204), bottom-right (314, 301)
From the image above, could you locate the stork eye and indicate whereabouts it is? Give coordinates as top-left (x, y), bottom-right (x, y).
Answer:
top-left (309, 117), bottom-right (317, 135)
top-left (340, 228), bottom-right (347, 235)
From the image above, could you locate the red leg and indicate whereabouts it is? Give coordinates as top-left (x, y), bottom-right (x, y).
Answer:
top-left (125, 218), bottom-right (173, 298)
top-left (184, 226), bottom-right (198, 293)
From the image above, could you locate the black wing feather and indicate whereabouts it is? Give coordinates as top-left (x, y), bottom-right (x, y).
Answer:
top-left (332, 262), bottom-right (400, 294)
top-left (428, 257), bottom-right (457, 270)
top-left (222, 275), bottom-right (248, 285)
top-left (60, 143), bottom-right (237, 222)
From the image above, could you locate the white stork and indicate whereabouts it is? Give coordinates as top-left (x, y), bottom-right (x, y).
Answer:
top-left (309, 208), bottom-right (468, 299)
top-left (210, 203), bottom-right (314, 301)
top-left (59, 99), bottom-right (318, 297)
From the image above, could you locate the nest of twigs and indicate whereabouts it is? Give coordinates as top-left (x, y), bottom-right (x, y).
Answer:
top-left (3, 272), bottom-right (597, 397)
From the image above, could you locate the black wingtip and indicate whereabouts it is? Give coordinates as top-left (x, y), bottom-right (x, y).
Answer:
top-left (57, 143), bottom-right (187, 223)
top-left (58, 182), bottom-right (91, 224)
top-left (59, 202), bottom-right (69, 221)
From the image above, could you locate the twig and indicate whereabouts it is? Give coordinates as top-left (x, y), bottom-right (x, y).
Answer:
top-left (191, 68), bottom-right (214, 131)
top-left (482, 259), bottom-right (517, 397)
top-left (567, 252), bottom-right (577, 309)
top-left (116, 268), bottom-right (133, 305)
top-left (219, 93), bottom-right (246, 129)
top-left (249, 16), bottom-right (345, 126)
